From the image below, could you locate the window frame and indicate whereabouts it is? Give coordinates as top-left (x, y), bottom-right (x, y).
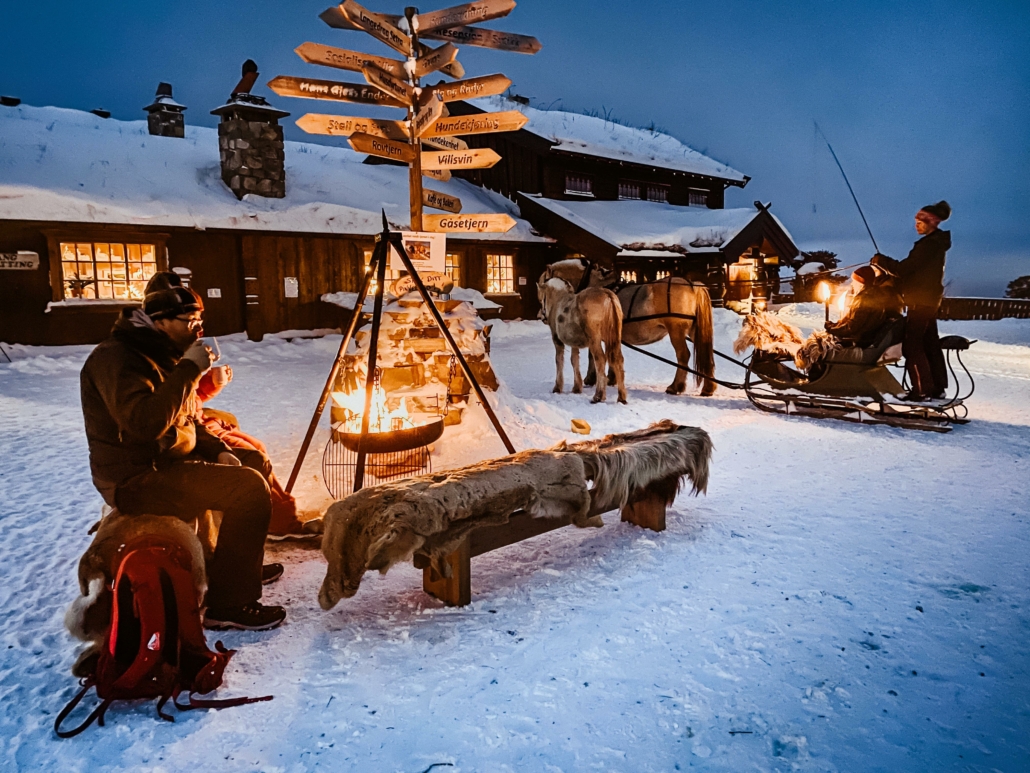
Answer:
top-left (45, 229), bottom-right (169, 304)
top-left (486, 253), bottom-right (516, 295)
top-left (564, 172), bottom-right (595, 198)
top-left (687, 188), bottom-right (709, 207)
top-left (646, 183), bottom-right (670, 203)
top-left (618, 180), bottom-right (643, 201)
top-left (445, 251), bottom-right (463, 287)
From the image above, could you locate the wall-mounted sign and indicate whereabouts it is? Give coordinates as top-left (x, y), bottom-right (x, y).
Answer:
top-left (0, 251), bottom-right (40, 270)
top-left (207, 288), bottom-right (222, 298)
top-left (284, 277), bottom-right (299, 298)
top-left (389, 231), bottom-right (446, 273)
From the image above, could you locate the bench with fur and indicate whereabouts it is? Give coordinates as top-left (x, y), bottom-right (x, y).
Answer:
top-left (319, 420), bottom-right (711, 608)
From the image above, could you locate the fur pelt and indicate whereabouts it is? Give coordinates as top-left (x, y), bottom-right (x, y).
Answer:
top-left (794, 330), bottom-right (840, 371)
top-left (560, 419), bottom-right (712, 514)
top-left (65, 508), bottom-right (207, 676)
top-left (733, 311), bottom-right (803, 357)
top-left (734, 312), bottom-right (841, 371)
top-left (319, 450), bottom-right (592, 609)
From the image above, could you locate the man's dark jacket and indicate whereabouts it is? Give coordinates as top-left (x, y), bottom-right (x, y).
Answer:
top-left (81, 309), bottom-right (230, 502)
top-left (873, 229), bottom-right (951, 307)
top-left (825, 282), bottom-right (904, 348)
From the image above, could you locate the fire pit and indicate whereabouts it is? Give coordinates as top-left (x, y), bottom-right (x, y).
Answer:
top-left (321, 375), bottom-right (443, 498)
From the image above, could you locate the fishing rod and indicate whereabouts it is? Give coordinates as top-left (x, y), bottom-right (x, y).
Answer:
top-left (814, 122), bottom-right (880, 254)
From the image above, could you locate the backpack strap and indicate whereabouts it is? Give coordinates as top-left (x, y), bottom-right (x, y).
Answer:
top-left (54, 680), bottom-right (113, 739)
top-left (173, 691), bottom-right (274, 712)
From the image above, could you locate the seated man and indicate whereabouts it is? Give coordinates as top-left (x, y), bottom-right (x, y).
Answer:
top-left (825, 265), bottom-right (904, 347)
top-left (143, 272), bottom-right (318, 538)
top-left (80, 286), bottom-right (286, 631)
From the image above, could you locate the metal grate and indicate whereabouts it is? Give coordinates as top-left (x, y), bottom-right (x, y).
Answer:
top-left (322, 430), bottom-right (432, 499)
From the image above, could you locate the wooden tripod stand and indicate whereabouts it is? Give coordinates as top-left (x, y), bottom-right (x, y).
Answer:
top-left (285, 214), bottom-right (515, 496)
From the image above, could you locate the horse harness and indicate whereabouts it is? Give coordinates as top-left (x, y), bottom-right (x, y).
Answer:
top-left (619, 276), bottom-right (699, 325)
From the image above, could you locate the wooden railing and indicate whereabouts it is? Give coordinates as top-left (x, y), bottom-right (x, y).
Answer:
top-left (938, 297), bottom-right (1030, 321)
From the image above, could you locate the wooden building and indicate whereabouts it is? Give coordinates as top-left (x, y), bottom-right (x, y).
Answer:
top-left (446, 96), bottom-right (796, 296)
top-left (0, 104), bottom-right (554, 346)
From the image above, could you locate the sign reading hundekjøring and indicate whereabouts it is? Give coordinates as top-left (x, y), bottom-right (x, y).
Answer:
top-left (0, 251), bottom-right (40, 270)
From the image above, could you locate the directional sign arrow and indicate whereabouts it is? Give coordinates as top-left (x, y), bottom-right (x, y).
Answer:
top-left (412, 42), bottom-right (459, 79)
top-left (421, 134), bottom-right (469, 151)
top-left (422, 25), bottom-right (541, 54)
top-left (296, 113), bottom-right (408, 140)
top-left (320, 6), bottom-right (474, 74)
top-left (294, 42), bottom-right (407, 79)
top-left (361, 64), bottom-right (414, 104)
top-left (421, 110), bottom-right (528, 138)
top-left (424, 213), bottom-right (517, 233)
top-left (421, 73), bottom-right (511, 104)
top-left (414, 0), bottom-right (516, 35)
top-left (421, 148), bottom-right (502, 170)
top-left (340, 0), bottom-right (411, 55)
top-left (423, 167), bottom-right (452, 182)
top-left (412, 94), bottom-right (447, 138)
top-left (268, 75), bottom-right (404, 107)
top-left (348, 132), bottom-right (416, 163)
top-left (423, 188), bottom-right (463, 213)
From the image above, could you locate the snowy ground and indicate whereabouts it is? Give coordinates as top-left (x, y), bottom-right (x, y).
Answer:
top-left (1, 306), bottom-right (1028, 772)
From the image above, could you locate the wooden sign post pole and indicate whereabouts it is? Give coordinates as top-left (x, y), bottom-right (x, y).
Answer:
top-left (405, 6), bottom-right (424, 231)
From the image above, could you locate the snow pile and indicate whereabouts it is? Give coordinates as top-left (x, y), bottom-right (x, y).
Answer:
top-left (0, 104), bottom-right (546, 242)
top-left (1, 308), bottom-right (1028, 770)
top-left (472, 95), bottom-right (747, 182)
top-left (523, 195), bottom-right (794, 256)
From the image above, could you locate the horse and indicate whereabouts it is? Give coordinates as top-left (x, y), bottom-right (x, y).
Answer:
top-left (541, 259), bottom-right (716, 396)
top-left (536, 275), bottom-right (627, 404)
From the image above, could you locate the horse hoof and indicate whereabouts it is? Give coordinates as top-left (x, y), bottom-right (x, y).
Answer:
top-left (590, 395), bottom-right (604, 404)
top-left (618, 397), bottom-right (627, 405)
top-left (552, 386), bottom-right (562, 394)
top-left (572, 386), bottom-right (582, 394)
top-left (583, 376), bottom-right (596, 387)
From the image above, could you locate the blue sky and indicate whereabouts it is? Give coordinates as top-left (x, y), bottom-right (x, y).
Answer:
top-left (3, 0), bottom-right (1027, 294)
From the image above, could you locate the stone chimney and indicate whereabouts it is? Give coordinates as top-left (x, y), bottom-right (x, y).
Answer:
top-left (210, 60), bottom-right (289, 200)
top-left (144, 82), bottom-right (186, 138)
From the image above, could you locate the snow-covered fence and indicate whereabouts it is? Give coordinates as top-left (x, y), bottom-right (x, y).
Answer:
top-left (938, 297), bottom-right (1030, 321)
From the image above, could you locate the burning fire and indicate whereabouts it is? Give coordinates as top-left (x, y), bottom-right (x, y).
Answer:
top-left (836, 288), bottom-right (851, 315)
top-left (331, 386), bottom-right (410, 433)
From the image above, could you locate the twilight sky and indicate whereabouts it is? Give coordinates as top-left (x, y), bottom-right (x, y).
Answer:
top-left (3, 0), bottom-right (1027, 295)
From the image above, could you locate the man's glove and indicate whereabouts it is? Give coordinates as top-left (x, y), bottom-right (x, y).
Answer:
top-left (183, 341), bottom-right (214, 374)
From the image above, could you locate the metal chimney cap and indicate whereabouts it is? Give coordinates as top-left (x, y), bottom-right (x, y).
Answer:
top-left (145, 81), bottom-right (187, 113)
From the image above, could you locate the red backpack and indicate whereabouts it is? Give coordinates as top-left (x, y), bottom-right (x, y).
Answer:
top-left (56, 537), bottom-right (272, 738)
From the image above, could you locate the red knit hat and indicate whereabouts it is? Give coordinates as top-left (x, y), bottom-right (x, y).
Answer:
top-left (851, 265), bottom-right (876, 286)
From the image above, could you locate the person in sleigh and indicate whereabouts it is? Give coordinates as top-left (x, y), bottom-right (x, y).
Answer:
top-left (824, 265), bottom-right (904, 347)
top-left (80, 285), bottom-right (286, 631)
top-left (144, 272), bottom-right (321, 539)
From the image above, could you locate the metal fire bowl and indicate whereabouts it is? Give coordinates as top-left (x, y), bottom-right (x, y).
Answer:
top-left (333, 418), bottom-right (444, 454)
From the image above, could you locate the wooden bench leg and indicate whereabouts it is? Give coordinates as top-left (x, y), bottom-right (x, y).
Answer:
top-left (620, 488), bottom-right (667, 532)
top-left (422, 539), bottom-right (471, 606)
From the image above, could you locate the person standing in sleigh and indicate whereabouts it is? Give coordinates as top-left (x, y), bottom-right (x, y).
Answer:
top-left (144, 272), bottom-right (322, 539)
top-left (872, 200), bottom-right (952, 400)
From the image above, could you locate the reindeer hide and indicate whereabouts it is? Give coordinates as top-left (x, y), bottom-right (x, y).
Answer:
top-left (319, 450), bottom-right (591, 609)
top-left (794, 330), bottom-right (841, 371)
top-left (734, 312), bottom-right (803, 357)
top-left (561, 419), bottom-right (712, 513)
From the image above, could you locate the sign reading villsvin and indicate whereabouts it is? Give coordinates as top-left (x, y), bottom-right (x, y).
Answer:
top-left (0, 252), bottom-right (40, 270)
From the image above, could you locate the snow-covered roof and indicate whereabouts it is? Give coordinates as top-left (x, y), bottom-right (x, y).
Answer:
top-left (521, 195), bottom-right (793, 256)
top-left (0, 104), bottom-right (548, 242)
top-left (470, 96), bottom-right (747, 183)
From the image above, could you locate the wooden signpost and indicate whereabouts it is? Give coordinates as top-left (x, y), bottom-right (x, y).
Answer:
top-left (423, 188), bottom-right (462, 213)
top-left (424, 213), bottom-right (516, 233)
top-left (280, 0), bottom-right (539, 232)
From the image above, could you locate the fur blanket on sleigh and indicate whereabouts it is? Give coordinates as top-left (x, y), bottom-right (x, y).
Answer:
top-left (319, 420), bottom-right (712, 609)
top-left (733, 311), bottom-right (840, 371)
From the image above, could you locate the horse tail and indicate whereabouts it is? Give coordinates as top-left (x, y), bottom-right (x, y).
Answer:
top-left (603, 289), bottom-right (623, 353)
top-left (694, 285), bottom-right (716, 392)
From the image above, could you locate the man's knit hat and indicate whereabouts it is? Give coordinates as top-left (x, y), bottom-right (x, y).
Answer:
top-left (918, 200), bottom-right (951, 222)
top-left (144, 271), bottom-right (184, 295)
top-left (144, 286), bottom-right (203, 321)
top-left (851, 265), bottom-right (876, 287)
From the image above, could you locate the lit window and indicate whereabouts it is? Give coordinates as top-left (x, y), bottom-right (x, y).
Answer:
top-left (445, 252), bottom-right (462, 286)
top-left (564, 173), bottom-right (594, 197)
top-left (486, 254), bottom-right (514, 294)
top-left (688, 188), bottom-right (708, 207)
top-left (59, 241), bottom-right (158, 301)
top-left (620, 270), bottom-right (638, 283)
top-left (646, 184), bottom-right (669, 203)
top-left (364, 249), bottom-right (400, 295)
top-left (656, 270), bottom-right (669, 280)
top-left (618, 181), bottom-right (642, 200)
